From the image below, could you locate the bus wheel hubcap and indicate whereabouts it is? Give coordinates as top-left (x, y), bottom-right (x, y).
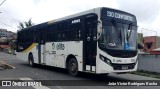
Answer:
top-left (71, 63), bottom-right (76, 71)
top-left (29, 59), bottom-right (32, 65)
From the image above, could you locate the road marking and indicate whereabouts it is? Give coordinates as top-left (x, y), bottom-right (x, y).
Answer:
top-left (55, 86), bottom-right (63, 89)
top-left (20, 78), bottom-right (50, 89)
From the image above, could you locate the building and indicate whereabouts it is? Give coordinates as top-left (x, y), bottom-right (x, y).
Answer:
top-left (142, 36), bottom-right (160, 52)
top-left (0, 29), bottom-right (16, 39)
top-left (0, 29), bottom-right (7, 37)
top-left (0, 28), bottom-right (16, 45)
top-left (7, 31), bottom-right (16, 39)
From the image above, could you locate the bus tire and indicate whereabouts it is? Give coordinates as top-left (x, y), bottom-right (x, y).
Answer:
top-left (28, 54), bottom-right (34, 67)
top-left (99, 74), bottom-right (108, 77)
top-left (68, 58), bottom-right (78, 76)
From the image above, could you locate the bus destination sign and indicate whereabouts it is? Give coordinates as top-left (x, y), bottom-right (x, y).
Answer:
top-left (107, 11), bottom-right (133, 22)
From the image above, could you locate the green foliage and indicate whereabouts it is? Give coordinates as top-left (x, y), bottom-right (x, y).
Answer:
top-left (18, 18), bottom-right (34, 29)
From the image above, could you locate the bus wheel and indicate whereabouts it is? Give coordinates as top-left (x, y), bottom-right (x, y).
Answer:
top-left (28, 54), bottom-right (34, 67)
top-left (68, 58), bottom-right (78, 76)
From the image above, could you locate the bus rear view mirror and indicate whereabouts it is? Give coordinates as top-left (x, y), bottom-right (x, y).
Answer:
top-left (97, 20), bottom-right (102, 40)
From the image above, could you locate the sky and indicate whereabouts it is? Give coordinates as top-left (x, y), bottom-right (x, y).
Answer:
top-left (0, 0), bottom-right (160, 36)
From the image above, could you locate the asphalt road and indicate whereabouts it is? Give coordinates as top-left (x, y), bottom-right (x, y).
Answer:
top-left (0, 52), bottom-right (159, 89)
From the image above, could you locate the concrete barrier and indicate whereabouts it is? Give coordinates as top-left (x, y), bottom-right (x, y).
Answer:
top-left (138, 54), bottom-right (160, 73)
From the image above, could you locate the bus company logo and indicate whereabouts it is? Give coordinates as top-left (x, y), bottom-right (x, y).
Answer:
top-left (56, 43), bottom-right (65, 50)
top-left (71, 19), bottom-right (80, 24)
top-left (2, 81), bottom-right (11, 86)
top-left (52, 43), bottom-right (55, 50)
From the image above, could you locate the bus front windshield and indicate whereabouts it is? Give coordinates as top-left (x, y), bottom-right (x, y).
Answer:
top-left (99, 20), bottom-right (137, 50)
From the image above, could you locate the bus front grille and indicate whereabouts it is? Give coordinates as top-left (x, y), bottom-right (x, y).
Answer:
top-left (111, 63), bottom-right (136, 70)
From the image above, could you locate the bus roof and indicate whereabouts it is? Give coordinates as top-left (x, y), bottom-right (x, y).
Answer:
top-left (18, 7), bottom-right (136, 32)
top-left (47, 7), bottom-right (136, 24)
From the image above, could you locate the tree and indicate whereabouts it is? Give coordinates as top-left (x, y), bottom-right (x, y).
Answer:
top-left (18, 22), bottom-right (24, 29)
top-left (18, 19), bottom-right (34, 29)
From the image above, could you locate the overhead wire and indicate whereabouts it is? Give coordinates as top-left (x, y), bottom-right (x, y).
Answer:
top-left (0, 22), bottom-right (17, 29)
top-left (0, 17), bottom-right (24, 30)
top-left (0, 0), bottom-right (6, 7)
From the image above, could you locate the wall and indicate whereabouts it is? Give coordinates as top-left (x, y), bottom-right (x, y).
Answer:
top-left (138, 54), bottom-right (160, 73)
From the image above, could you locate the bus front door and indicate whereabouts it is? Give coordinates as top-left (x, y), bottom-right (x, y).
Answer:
top-left (83, 15), bottom-right (97, 72)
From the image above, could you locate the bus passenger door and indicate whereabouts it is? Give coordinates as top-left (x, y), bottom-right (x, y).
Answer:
top-left (38, 29), bottom-right (46, 64)
top-left (83, 14), bottom-right (98, 72)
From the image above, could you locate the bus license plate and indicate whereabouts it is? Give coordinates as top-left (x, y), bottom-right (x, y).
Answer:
top-left (122, 66), bottom-right (128, 70)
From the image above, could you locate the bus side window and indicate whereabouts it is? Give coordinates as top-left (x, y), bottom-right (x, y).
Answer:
top-left (56, 32), bottom-right (66, 41)
top-left (33, 29), bottom-right (38, 42)
top-left (47, 24), bottom-right (57, 42)
top-left (56, 21), bottom-right (68, 41)
top-left (69, 21), bottom-right (82, 41)
top-left (75, 30), bottom-right (80, 40)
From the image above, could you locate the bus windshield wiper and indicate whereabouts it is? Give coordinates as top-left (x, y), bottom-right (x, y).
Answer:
top-left (127, 23), bottom-right (133, 40)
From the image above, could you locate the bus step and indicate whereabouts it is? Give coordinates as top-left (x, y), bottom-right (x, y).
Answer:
top-left (83, 70), bottom-right (96, 73)
top-left (40, 63), bottom-right (46, 65)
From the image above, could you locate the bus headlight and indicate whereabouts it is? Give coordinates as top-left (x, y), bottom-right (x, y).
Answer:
top-left (131, 59), bottom-right (136, 62)
top-left (99, 54), bottom-right (111, 65)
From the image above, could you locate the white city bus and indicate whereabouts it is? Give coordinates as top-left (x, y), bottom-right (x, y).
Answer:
top-left (16, 7), bottom-right (138, 76)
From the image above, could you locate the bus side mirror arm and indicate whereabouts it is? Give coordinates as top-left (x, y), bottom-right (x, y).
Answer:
top-left (137, 43), bottom-right (144, 49)
top-left (97, 20), bottom-right (101, 24)
top-left (97, 33), bottom-right (102, 41)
